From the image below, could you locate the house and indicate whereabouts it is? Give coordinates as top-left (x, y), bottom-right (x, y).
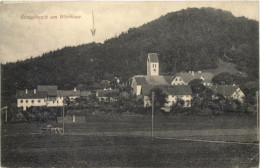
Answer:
top-left (131, 76), bottom-right (147, 96)
top-left (95, 89), bottom-right (119, 102)
top-left (100, 80), bottom-right (110, 87)
top-left (57, 87), bottom-right (81, 101)
top-left (16, 89), bottom-right (47, 111)
top-left (37, 85), bottom-right (63, 107)
top-left (210, 84), bottom-right (245, 103)
top-left (161, 85), bottom-right (192, 107)
top-left (16, 85), bottom-right (92, 111)
top-left (141, 85), bottom-right (192, 108)
top-left (171, 71), bottom-right (214, 86)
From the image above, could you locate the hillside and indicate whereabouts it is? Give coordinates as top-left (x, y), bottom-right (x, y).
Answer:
top-left (1, 7), bottom-right (259, 106)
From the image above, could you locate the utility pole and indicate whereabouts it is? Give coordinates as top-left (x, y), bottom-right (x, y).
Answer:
top-left (152, 91), bottom-right (154, 138)
top-left (1, 106), bottom-right (8, 123)
top-left (256, 91), bottom-right (259, 141)
top-left (63, 101), bottom-right (65, 135)
top-left (5, 108), bottom-right (7, 123)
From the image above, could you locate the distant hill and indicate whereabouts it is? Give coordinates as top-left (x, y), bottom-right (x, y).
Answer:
top-left (1, 7), bottom-right (259, 106)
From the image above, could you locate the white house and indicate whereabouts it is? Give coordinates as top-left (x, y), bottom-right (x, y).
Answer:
top-left (210, 85), bottom-right (245, 103)
top-left (37, 85), bottom-right (63, 107)
top-left (141, 85), bottom-right (192, 108)
top-left (161, 85), bottom-right (192, 107)
top-left (16, 89), bottom-right (48, 111)
top-left (171, 71), bottom-right (214, 86)
top-left (95, 89), bottom-right (119, 102)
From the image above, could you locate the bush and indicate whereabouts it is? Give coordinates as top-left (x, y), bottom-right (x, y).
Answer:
top-left (198, 108), bottom-right (212, 116)
top-left (212, 110), bottom-right (224, 116)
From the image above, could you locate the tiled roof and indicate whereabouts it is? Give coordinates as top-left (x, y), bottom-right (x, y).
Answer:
top-left (164, 76), bottom-right (176, 84)
top-left (200, 72), bottom-right (214, 83)
top-left (148, 53), bottom-right (159, 62)
top-left (177, 72), bottom-right (213, 84)
top-left (141, 85), bottom-right (192, 96)
top-left (16, 90), bottom-right (47, 99)
top-left (141, 85), bottom-right (157, 96)
top-left (37, 85), bottom-right (58, 96)
top-left (135, 77), bottom-right (148, 85)
top-left (57, 90), bottom-right (81, 97)
top-left (210, 85), bottom-right (238, 96)
top-left (81, 91), bottom-right (91, 97)
top-left (144, 76), bottom-right (168, 85)
top-left (57, 90), bottom-right (92, 97)
top-left (96, 89), bottom-right (119, 97)
top-left (161, 85), bottom-right (192, 95)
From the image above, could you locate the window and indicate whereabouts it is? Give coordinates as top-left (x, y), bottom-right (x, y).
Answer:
top-left (26, 100), bottom-right (28, 103)
top-left (20, 100), bottom-right (23, 103)
top-left (32, 100), bottom-right (34, 103)
top-left (53, 101), bottom-right (55, 103)
top-left (57, 101), bottom-right (59, 103)
top-left (38, 100), bottom-right (41, 103)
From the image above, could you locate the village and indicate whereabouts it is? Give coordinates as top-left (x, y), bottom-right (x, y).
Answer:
top-left (13, 53), bottom-right (250, 124)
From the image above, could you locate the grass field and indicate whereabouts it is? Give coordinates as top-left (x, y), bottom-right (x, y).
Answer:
top-left (1, 114), bottom-right (259, 167)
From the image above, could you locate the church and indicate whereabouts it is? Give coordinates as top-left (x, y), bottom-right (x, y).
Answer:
top-left (130, 53), bottom-right (193, 109)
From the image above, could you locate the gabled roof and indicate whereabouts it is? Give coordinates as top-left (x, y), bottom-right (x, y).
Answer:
top-left (135, 77), bottom-right (148, 85)
top-left (57, 90), bottom-right (81, 97)
top-left (37, 85), bottom-right (58, 96)
top-left (161, 85), bottom-right (192, 95)
top-left (145, 76), bottom-right (168, 85)
top-left (210, 85), bottom-right (238, 96)
top-left (57, 90), bottom-right (92, 97)
top-left (96, 89), bottom-right (119, 97)
top-left (81, 91), bottom-right (92, 97)
top-left (141, 85), bottom-right (192, 96)
top-left (141, 85), bottom-right (157, 96)
top-left (16, 90), bottom-right (47, 99)
top-left (176, 72), bottom-right (214, 84)
top-left (164, 76), bottom-right (176, 84)
top-left (147, 53), bottom-right (159, 63)
top-left (200, 72), bottom-right (214, 83)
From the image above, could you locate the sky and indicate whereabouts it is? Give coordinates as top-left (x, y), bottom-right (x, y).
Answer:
top-left (0, 1), bottom-right (259, 63)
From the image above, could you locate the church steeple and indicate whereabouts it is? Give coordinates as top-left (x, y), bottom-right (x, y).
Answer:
top-left (147, 53), bottom-right (159, 76)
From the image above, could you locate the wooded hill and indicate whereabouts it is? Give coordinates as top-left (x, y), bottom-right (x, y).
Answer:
top-left (1, 7), bottom-right (259, 105)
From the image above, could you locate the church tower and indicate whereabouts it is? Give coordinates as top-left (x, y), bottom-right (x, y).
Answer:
top-left (147, 53), bottom-right (159, 76)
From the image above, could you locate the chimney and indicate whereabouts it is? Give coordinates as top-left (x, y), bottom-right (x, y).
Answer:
top-left (198, 71), bottom-right (202, 73)
top-left (191, 71), bottom-right (194, 76)
top-left (189, 71), bottom-right (192, 74)
top-left (74, 87), bottom-right (77, 92)
top-left (25, 89), bottom-right (28, 94)
top-left (34, 89), bottom-right (36, 94)
top-left (233, 84), bottom-right (236, 87)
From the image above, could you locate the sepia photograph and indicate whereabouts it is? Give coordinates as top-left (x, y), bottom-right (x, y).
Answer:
top-left (0, 1), bottom-right (259, 167)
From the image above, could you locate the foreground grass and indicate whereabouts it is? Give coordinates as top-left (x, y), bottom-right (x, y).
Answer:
top-left (2, 134), bottom-right (259, 167)
top-left (1, 114), bottom-right (258, 167)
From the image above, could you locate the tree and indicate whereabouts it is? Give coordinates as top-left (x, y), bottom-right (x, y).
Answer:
top-left (212, 72), bottom-right (234, 85)
top-left (149, 87), bottom-right (167, 109)
top-left (188, 79), bottom-right (206, 95)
